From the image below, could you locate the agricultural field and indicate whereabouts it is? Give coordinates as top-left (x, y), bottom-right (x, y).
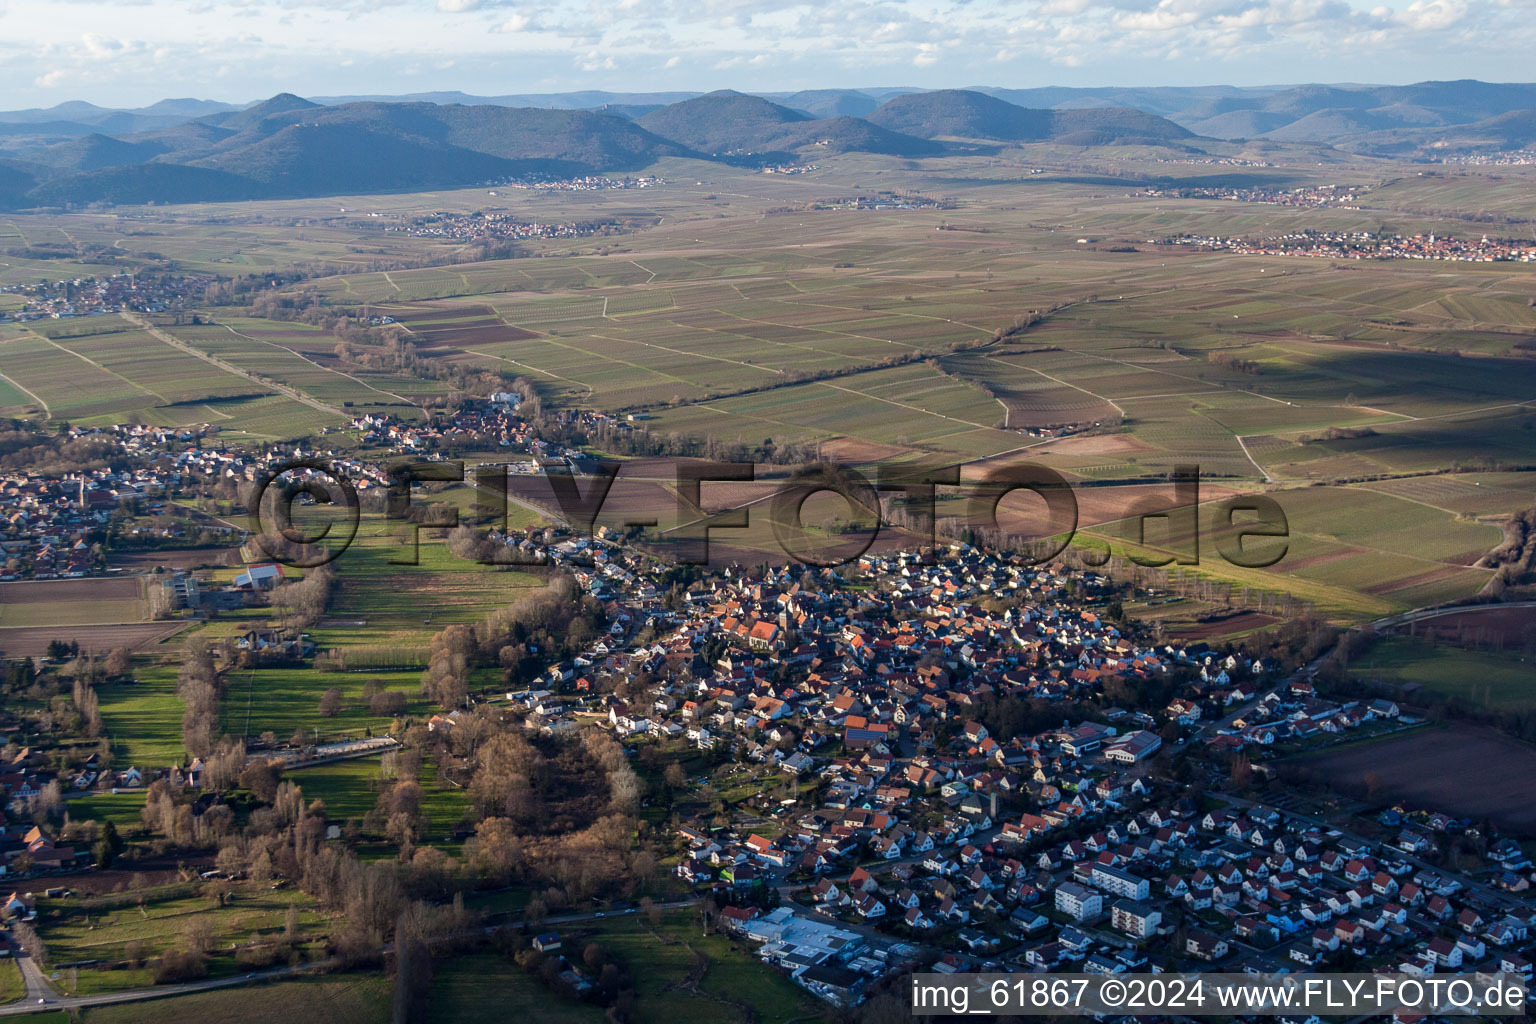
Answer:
top-left (0, 622), bottom-right (188, 658)
top-left (0, 369), bottom-right (39, 413)
top-left (0, 166), bottom-right (1526, 729)
top-left (237, 176), bottom-right (1536, 512)
top-left (316, 529), bottom-right (547, 648)
top-left (0, 578), bottom-right (173, 657)
top-left (0, 577), bottom-right (148, 626)
top-left (1359, 173), bottom-right (1536, 225)
top-left (0, 314), bottom-right (349, 434)
top-left (152, 320), bottom-right (392, 414)
top-left (75, 975), bottom-right (392, 1024)
top-left (1281, 724), bottom-right (1536, 833)
top-left (5, 101), bottom-right (1536, 1024)
top-left (1348, 635), bottom-right (1536, 710)
top-left (3, 209), bottom-right (457, 277)
top-left (1399, 603), bottom-right (1536, 649)
top-left (0, 326), bottom-right (166, 421)
top-left (11, 164), bottom-right (1534, 521)
top-left (27, 320), bottom-right (261, 405)
top-left (1360, 471), bottom-right (1536, 517)
top-left (999, 477), bottom-right (1503, 619)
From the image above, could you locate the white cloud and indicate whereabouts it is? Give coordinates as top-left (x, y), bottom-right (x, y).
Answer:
top-left (81, 32), bottom-right (126, 58)
top-left (0, 0), bottom-right (1530, 108)
top-left (1395, 0), bottom-right (1466, 28)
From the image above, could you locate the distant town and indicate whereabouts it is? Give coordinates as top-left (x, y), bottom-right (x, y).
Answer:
top-left (1138, 184), bottom-right (1364, 209)
top-left (0, 272), bottom-right (215, 321)
top-left (385, 210), bottom-right (641, 243)
top-left (487, 174), bottom-right (668, 192)
top-left (1170, 230), bottom-right (1536, 262)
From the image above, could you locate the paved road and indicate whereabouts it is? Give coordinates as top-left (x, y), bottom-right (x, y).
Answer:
top-left (0, 953), bottom-right (317, 1017)
top-left (538, 900), bottom-right (693, 927)
top-left (1367, 600), bottom-right (1536, 632)
top-left (14, 953), bottom-right (55, 1006)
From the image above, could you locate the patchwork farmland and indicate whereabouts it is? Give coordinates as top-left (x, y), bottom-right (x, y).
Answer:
top-left (4, 164), bottom-right (1525, 624)
top-left (2, 87), bottom-right (1536, 1024)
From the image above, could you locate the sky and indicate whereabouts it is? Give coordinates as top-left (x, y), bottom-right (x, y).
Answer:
top-left (1, 0), bottom-right (1533, 110)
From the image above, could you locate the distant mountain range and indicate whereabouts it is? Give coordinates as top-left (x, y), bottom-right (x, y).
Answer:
top-left (633, 92), bottom-right (944, 157)
top-left (1, 80), bottom-right (1534, 209)
top-left (866, 89), bottom-right (1195, 146)
top-left (0, 89), bottom-right (1199, 208)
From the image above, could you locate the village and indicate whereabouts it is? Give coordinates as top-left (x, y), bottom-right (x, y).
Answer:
top-left (487, 173), bottom-right (667, 192)
top-left (0, 395), bottom-right (625, 582)
top-left (1435, 150), bottom-right (1536, 166)
top-left (463, 534), bottom-right (1536, 1009)
top-left (0, 272), bottom-right (216, 321)
top-left (810, 194), bottom-right (957, 211)
top-left (384, 210), bottom-right (637, 243)
top-left (2, 402), bottom-right (1535, 1013)
top-left (0, 422), bottom-right (376, 582)
top-left (0, 424), bottom-right (229, 581)
top-left (1137, 183), bottom-right (1364, 208)
top-left (1169, 229), bottom-right (1536, 262)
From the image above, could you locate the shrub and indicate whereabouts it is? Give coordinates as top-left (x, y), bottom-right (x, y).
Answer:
top-left (152, 951), bottom-right (208, 984)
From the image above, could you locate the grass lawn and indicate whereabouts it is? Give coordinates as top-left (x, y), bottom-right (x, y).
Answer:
top-left (37, 885), bottom-right (329, 995)
top-left (67, 791), bottom-right (148, 829)
top-left (429, 911), bottom-right (817, 1024)
top-left (1349, 636), bottom-right (1536, 710)
top-left (428, 952), bottom-right (604, 1024)
top-left (285, 755), bottom-right (470, 839)
top-left (316, 528), bottom-right (544, 648)
top-left (0, 958), bottom-right (24, 1004)
top-left (96, 663), bottom-right (187, 770)
top-left (577, 909), bottom-right (817, 1024)
top-left (218, 667), bottom-right (430, 746)
top-left (281, 755), bottom-right (385, 823)
top-left (461, 887), bottom-right (530, 917)
top-left (99, 655), bottom-right (433, 778)
top-left (77, 974), bottom-right (391, 1024)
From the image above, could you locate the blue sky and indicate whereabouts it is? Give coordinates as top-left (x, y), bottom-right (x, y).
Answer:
top-left (1, 0), bottom-right (1532, 109)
